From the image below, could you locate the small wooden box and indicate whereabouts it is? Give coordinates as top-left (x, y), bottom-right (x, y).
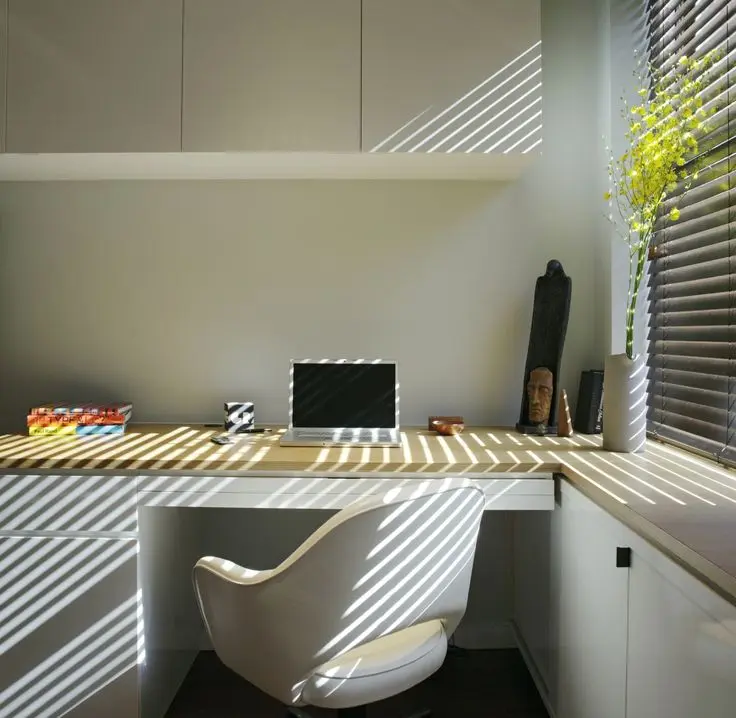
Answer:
top-left (428, 416), bottom-right (464, 431)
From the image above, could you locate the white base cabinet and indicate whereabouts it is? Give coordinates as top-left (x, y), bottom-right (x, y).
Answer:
top-left (626, 537), bottom-right (736, 718)
top-left (514, 480), bottom-right (629, 718)
top-left (515, 480), bottom-right (736, 718)
top-left (0, 537), bottom-right (139, 718)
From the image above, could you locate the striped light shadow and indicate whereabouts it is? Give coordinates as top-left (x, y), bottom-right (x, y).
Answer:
top-left (444, 82), bottom-right (542, 153)
top-left (14, 436), bottom-right (116, 468)
top-left (485, 449), bottom-right (500, 464)
top-left (469, 433), bottom-right (485, 447)
top-left (505, 433), bottom-right (523, 446)
top-left (331, 510), bottom-right (482, 658)
top-left (0, 434), bottom-right (55, 453)
top-left (0, 536), bottom-right (130, 625)
top-left (140, 474), bottom-right (230, 508)
top-left (526, 436), bottom-right (542, 446)
top-left (522, 137), bottom-right (542, 153)
top-left (485, 479), bottom-right (522, 507)
top-left (648, 443), bottom-right (736, 486)
top-left (4, 475), bottom-right (136, 534)
top-left (364, 481), bottom-right (457, 563)
top-left (0, 540), bottom-right (138, 653)
top-left (307, 448), bottom-right (331, 473)
top-left (486, 432), bottom-right (503, 445)
top-left (238, 446), bottom-right (271, 471)
top-left (383, 544), bottom-right (477, 636)
top-left (409, 53), bottom-right (543, 152)
top-left (370, 106), bottom-right (435, 152)
top-left (465, 102), bottom-right (542, 153)
top-left (501, 122), bottom-right (543, 154)
top-left (0, 474), bottom-right (111, 529)
top-left (284, 478), bottom-right (347, 511)
top-left (317, 492), bottom-right (480, 657)
top-left (381, 42), bottom-right (542, 153)
top-left (320, 479), bottom-right (370, 509)
top-left (0, 595), bottom-right (138, 718)
top-left (436, 437), bottom-right (457, 464)
top-left (506, 452), bottom-right (521, 473)
top-left (636, 453), bottom-right (736, 504)
top-left (274, 476), bottom-right (336, 510)
top-left (401, 434), bottom-right (414, 463)
top-left (100, 427), bottom-right (197, 470)
top-left (454, 435), bottom-right (479, 464)
top-left (594, 455), bottom-right (687, 505)
top-left (256, 477), bottom-right (312, 509)
top-left (565, 454), bottom-right (656, 504)
top-left (0, 474), bottom-right (65, 525)
top-left (571, 434), bottom-right (596, 445)
top-left (417, 434), bottom-right (435, 465)
top-left (21, 648), bottom-right (136, 718)
top-left (550, 452), bottom-right (628, 504)
top-left (59, 431), bottom-right (167, 469)
top-left (35, 434), bottom-right (129, 465)
top-left (349, 446), bottom-right (374, 474)
top-left (214, 442), bottom-right (257, 471)
top-left (0, 434), bottom-right (77, 462)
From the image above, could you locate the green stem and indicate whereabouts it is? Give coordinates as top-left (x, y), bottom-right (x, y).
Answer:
top-left (626, 235), bottom-right (650, 360)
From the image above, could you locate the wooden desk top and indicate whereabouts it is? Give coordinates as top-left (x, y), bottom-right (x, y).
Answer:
top-left (1, 424), bottom-right (735, 609)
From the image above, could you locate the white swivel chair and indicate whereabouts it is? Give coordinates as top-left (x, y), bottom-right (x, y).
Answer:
top-left (192, 477), bottom-right (485, 718)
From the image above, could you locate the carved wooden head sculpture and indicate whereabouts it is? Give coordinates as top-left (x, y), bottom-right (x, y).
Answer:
top-left (527, 367), bottom-right (554, 425)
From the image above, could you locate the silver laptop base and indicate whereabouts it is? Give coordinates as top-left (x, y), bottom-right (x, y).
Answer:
top-left (280, 428), bottom-right (400, 448)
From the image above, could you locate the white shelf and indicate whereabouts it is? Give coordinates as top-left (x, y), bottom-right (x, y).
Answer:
top-left (0, 151), bottom-right (536, 181)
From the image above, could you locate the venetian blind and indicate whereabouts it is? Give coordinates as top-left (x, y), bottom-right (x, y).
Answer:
top-left (646, 0), bottom-right (736, 464)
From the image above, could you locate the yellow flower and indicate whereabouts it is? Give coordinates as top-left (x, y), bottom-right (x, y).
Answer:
top-left (678, 55), bottom-right (689, 65)
top-left (669, 207), bottom-right (681, 221)
top-left (603, 191), bottom-right (612, 201)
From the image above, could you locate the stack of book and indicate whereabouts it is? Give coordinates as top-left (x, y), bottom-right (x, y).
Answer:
top-left (27, 402), bottom-right (133, 436)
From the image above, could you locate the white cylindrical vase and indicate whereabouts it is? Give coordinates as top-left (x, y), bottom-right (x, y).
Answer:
top-left (602, 353), bottom-right (647, 453)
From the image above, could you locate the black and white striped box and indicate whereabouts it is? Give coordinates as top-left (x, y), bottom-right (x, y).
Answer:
top-left (224, 402), bottom-right (255, 433)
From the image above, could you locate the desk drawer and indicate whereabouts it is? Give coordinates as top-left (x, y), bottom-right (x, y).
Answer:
top-left (137, 474), bottom-right (555, 511)
top-left (0, 474), bottom-right (137, 533)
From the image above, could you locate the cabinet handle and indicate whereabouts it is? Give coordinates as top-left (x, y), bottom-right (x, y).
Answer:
top-left (616, 546), bottom-right (632, 568)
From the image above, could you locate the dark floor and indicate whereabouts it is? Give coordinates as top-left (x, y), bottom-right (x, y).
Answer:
top-left (165, 648), bottom-right (549, 718)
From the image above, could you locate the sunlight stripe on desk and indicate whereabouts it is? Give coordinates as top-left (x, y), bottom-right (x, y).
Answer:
top-left (565, 453), bottom-right (656, 504)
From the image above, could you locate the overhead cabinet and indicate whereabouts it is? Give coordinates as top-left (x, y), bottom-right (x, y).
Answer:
top-left (361, 0), bottom-right (542, 153)
top-left (6, 0), bottom-right (183, 152)
top-left (182, 0), bottom-right (361, 151)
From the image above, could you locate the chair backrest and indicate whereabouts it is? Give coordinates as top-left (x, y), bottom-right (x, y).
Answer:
top-left (193, 477), bottom-right (485, 705)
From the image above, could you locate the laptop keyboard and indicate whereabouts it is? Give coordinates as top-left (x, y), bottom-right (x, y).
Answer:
top-left (294, 429), bottom-right (395, 442)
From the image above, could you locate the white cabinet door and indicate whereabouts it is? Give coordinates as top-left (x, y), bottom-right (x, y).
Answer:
top-left (183, 0), bottom-right (361, 151)
top-left (513, 508), bottom-right (555, 692)
top-left (515, 481), bottom-right (630, 718)
top-left (551, 482), bottom-right (629, 718)
top-left (0, 537), bottom-right (139, 718)
top-left (362, 0), bottom-right (541, 153)
top-left (6, 0), bottom-right (182, 152)
top-left (627, 545), bottom-right (736, 718)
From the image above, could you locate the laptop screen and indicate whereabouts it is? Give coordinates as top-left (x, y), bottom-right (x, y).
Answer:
top-left (292, 362), bottom-right (397, 429)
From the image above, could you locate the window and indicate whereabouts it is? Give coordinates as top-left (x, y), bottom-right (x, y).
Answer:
top-left (646, 0), bottom-right (736, 464)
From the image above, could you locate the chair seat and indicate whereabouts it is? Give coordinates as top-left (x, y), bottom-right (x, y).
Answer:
top-left (301, 620), bottom-right (447, 710)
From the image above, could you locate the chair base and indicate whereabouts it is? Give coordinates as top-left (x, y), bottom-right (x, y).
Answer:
top-left (287, 707), bottom-right (431, 718)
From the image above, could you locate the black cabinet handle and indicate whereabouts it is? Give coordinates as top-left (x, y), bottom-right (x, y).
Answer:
top-left (616, 546), bottom-right (632, 568)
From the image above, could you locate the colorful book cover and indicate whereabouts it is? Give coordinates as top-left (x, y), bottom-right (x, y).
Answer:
top-left (30, 402), bottom-right (133, 417)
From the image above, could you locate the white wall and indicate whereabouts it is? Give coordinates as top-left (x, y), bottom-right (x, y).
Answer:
top-left (0, 175), bottom-right (597, 433)
top-left (0, 0), bottom-right (621, 434)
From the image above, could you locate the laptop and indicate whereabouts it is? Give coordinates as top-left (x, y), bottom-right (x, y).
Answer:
top-left (279, 359), bottom-right (401, 447)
